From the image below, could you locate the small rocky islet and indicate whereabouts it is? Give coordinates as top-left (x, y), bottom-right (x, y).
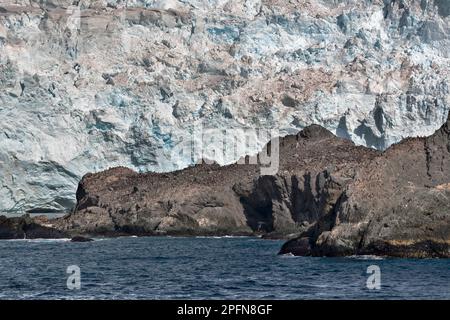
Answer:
top-left (1, 112), bottom-right (450, 258)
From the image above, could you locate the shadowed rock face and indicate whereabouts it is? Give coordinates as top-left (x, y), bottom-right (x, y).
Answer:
top-left (0, 215), bottom-right (67, 239)
top-left (50, 112), bottom-right (450, 257)
top-left (280, 113), bottom-right (450, 258)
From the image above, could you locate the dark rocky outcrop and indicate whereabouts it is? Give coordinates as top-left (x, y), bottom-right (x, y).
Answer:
top-left (70, 236), bottom-right (94, 242)
top-left (49, 114), bottom-right (450, 258)
top-left (53, 124), bottom-right (379, 239)
top-left (280, 113), bottom-right (450, 258)
top-left (0, 215), bottom-right (67, 239)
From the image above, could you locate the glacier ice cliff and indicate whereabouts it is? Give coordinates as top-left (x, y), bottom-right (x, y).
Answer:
top-left (0, 0), bottom-right (449, 214)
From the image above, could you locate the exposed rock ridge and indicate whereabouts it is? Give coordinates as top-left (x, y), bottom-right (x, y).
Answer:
top-left (49, 112), bottom-right (450, 257)
top-left (281, 111), bottom-right (450, 257)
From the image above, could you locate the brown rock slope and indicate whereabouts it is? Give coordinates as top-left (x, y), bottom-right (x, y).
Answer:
top-left (281, 113), bottom-right (450, 258)
top-left (53, 125), bottom-right (378, 238)
top-left (52, 114), bottom-right (450, 257)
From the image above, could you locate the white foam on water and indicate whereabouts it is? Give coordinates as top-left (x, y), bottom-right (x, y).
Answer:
top-left (279, 253), bottom-right (297, 258)
top-left (4, 238), bottom-right (71, 243)
top-left (347, 255), bottom-right (385, 260)
top-left (194, 235), bottom-right (253, 239)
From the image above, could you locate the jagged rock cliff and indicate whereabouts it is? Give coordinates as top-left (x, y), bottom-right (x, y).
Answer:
top-left (0, 0), bottom-right (449, 214)
top-left (50, 111), bottom-right (450, 257)
top-left (280, 112), bottom-right (450, 258)
top-left (53, 124), bottom-right (379, 237)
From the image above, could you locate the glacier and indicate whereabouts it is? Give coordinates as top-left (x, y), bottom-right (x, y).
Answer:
top-left (0, 0), bottom-right (449, 214)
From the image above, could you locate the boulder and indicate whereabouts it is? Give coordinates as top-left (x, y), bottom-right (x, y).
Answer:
top-left (70, 236), bottom-right (94, 242)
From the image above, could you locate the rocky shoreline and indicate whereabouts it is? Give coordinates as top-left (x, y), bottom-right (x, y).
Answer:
top-left (0, 215), bottom-right (66, 240)
top-left (2, 113), bottom-right (450, 258)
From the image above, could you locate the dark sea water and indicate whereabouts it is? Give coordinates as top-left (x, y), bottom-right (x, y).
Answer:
top-left (0, 236), bottom-right (448, 300)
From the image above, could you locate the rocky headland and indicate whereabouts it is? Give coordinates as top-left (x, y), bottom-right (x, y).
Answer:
top-left (2, 110), bottom-right (447, 258)
top-left (0, 214), bottom-right (66, 239)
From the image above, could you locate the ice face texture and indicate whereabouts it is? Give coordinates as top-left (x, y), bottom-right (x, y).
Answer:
top-left (0, 0), bottom-right (449, 213)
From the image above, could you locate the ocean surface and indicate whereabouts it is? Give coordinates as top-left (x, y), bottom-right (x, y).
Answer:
top-left (0, 236), bottom-right (448, 300)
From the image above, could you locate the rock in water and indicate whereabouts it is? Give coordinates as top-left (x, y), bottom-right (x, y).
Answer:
top-left (0, 0), bottom-right (449, 214)
top-left (70, 236), bottom-right (94, 242)
top-left (53, 112), bottom-right (450, 257)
